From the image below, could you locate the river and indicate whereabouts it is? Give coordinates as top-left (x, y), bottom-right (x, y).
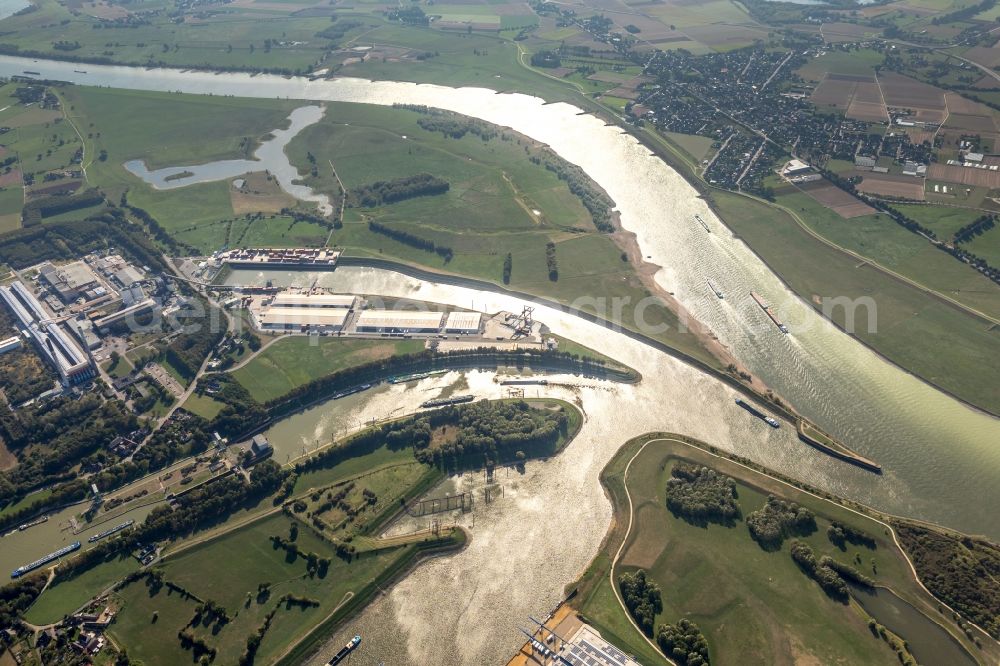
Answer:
top-left (0, 55), bottom-right (997, 662)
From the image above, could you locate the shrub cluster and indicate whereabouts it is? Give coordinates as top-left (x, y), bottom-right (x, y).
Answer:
top-left (618, 569), bottom-right (662, 636)
top-left (826, 520), bottom-right (876, 550)
top-left (665, 464), bottom-right (740, 525)
top-left (745, 495), bottom-right (816, 549)
top-left (789, 540), bottom-right (848, 601)
top-left (895, 523), bottom-right (1000, 638)
top-left (657, 619), bottom-right (710, 666)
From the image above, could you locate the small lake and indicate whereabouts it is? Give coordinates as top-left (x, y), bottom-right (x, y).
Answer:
top-left (123, 104), bottom-right (332, 215)
top-left (850, 584), bottom-right (976, 666)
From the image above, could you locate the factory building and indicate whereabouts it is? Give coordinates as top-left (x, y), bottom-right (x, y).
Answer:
top-left (258, 307), bottom-right (348, 332)
top-left (355, 310), bottom-right (444, 334)
top-left (443, 311), bottom-right (482, 334)
top-left (93, 299), bottom-right (158, 330)
top-left (113, 265), bottom-right (145, 289)
top-left (39, 261), bottom-right (99, 303)
top-left (0, 281), bottom-right (95, 385)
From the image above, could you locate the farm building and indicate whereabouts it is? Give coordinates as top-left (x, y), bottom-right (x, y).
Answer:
top-left (444, 311), bottom-right (482, 334)
top-left (355, 310), bottom-right (444, 334)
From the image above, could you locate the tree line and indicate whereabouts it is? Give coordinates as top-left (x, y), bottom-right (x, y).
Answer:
top-left (0, 213), bottom-right (167, 273)
top-left (350, 173), bottom-right (450, 207)
top-left (367, 220), bottom-right (454, 262)
top-left (530, 154), bottom-right (616, 232)
top-left (21, 188), bottom-right (106, 227)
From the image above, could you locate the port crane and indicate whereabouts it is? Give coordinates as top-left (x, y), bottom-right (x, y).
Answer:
top-left (528, 616), bottom-right (571, 648)
top-left (509, 305), bottom-right (534, 338)
top-left (519, 628), bottom-right (575, 665)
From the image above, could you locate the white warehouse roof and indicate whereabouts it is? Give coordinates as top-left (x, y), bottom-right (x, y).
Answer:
top-left (444, 311), bottom-right (482, 331)
top-left (271, 293), bottom-right (356, 308)
top-left (355, 310), bottom-right (444, 330)
top-left (260, 307), bottom-right (349, 328)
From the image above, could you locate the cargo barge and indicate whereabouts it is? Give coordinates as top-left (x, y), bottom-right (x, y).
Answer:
top-left (388, 370), bottom-right (447, 384)
top-left (420, 394), bottom-right (475, 408)
top-left (707, 279), bottom-right (724, 299)
top-left (500, 379), bottom-right (549, 386)
top-left (750, 291), bottom-right (789, 334)
top-left (19, 516), bottom-right (48, 531)
top-left (735, 398), bottom-right (780, 428)
top-left (329, 384), bottom-right (372, 400)
top-left (12, 541), bottom-right (81, 578)
top-left (216, 247), bottom-right (341, 270)
top-left (695, 214), bottom-right (711, 233)
top-left (326, 635), bottom-right (361, 665)
top-left (88, 519), bottom-right (135, 543)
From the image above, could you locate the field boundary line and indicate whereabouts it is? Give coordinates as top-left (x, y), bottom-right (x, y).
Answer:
top-left (739, 191), bottom-right (1000, 327)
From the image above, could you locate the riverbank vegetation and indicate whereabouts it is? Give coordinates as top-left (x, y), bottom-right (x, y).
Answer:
top-left (894, 522), bottom-right (1000, 640)
top-left (14, 399), bottom-right (581, 662)
top-left (571, 434), bottom-right (993, 666)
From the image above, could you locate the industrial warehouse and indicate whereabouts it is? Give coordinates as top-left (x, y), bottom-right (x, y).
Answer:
top-left (242, 289), bottom-right (558, 350)
top-left (0, 281), bottom-right (95, 385)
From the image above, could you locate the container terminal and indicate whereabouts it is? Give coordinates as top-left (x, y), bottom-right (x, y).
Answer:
top-left (12, 541), bottom-right (81, 578)
top-left (750, 291), bottom-right (789, 334)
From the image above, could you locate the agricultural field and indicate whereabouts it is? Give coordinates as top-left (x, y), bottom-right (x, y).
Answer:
top-left (712, 189), bottom-right (1000, 414)
top-left (108, 512), bottom-right (408, 666)
top-left (232, 337), bottom-right (426, 402)
top-left (0, 80), bottom-right (90, 229)
top-left (572, 435), bottom-right (991, 666)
